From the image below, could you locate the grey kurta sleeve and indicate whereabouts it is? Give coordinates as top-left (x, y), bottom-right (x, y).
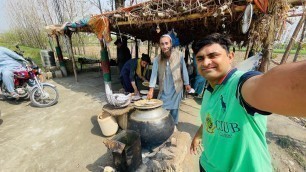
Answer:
top-left (149, 57), bottom-right (159, 88)
top-left (2, 47), bottom-right (26, 62)
top-left (181, 56), bottom-right (190, 85)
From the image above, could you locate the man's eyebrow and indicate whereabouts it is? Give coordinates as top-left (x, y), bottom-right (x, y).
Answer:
top-left (196, 52), bottom-right (219, 59)
top-left (206, 52), bottom-right (219, 56)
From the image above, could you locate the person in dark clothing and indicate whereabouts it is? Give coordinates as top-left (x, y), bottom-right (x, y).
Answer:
top-left (248, 49), bottom-right (255, 58)
top-left (115, 37), bottom-right (132, 72)
top-left (120, 54), bottom-right (151, 95)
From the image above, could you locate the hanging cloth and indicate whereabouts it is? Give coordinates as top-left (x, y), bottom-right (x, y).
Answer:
top-left (168, 29), bottom-right (180, 47)
top-left (254, 0), bottom-right (268, 13)
top-left (88, 15), bottom-right (112, 43)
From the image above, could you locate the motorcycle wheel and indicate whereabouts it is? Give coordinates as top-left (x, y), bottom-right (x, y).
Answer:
top-left (30, 85), bottom-right (59, 107)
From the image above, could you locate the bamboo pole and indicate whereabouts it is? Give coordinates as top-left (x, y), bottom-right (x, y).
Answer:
top-left (293, 19), bottom-right (306, 62)
top-left (280, 12), bottom-right (306, 64)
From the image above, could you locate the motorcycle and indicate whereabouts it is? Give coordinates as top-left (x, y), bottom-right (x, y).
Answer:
top-left (0, 48), bottom-right (59, 107)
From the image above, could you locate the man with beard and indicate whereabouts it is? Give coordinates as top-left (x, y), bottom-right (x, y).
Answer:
top-left (147, 34), bottom-right (191, 130)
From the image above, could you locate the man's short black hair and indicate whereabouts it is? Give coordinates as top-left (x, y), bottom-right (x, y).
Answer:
top-left (192, 33), bottom-right (233, 55)
top-left (141, 53), bottom-right (151, 64)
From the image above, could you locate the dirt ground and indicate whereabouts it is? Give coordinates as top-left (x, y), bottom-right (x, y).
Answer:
top-left (0, 51), bottom-right (306, 171)
top-left (0, 69), bottom-right (200, 172)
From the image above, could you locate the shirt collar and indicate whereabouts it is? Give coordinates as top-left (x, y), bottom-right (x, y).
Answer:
top-left (207, 68), bottom-right (237, 92)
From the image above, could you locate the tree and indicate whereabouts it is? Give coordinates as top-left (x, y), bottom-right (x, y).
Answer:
top-left (115, 0), bottom-right (125, 9)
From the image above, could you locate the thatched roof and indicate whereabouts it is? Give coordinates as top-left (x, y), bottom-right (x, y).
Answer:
top-left (46, 0), bottom-right (303, 46)
top-left (103, 0), bottom-right (252, 45)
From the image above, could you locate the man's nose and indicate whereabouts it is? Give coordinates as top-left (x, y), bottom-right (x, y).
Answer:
top-left (202, 58), bottom-right (211, 67)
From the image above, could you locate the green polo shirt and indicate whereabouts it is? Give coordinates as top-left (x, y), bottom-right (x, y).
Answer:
top-left (200, 69), bottom-right (272, 172)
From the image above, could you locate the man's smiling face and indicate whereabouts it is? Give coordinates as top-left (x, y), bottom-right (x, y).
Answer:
top-left (159, 36), bottom-right (172, 54)
top-left (195, 43), bottom-right (234, 84)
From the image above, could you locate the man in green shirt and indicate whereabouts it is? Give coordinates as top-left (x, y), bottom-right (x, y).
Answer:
top-left (190, 33), bottom-right (306, 172)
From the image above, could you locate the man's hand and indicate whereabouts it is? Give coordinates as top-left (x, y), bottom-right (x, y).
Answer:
top-left (147, 88), bottom-right (154, 100)
top-left (185, 85), bottom-right (191, 92)
top-left (190, 136), bottom-right (203, 155)
top-left (190, 124), bottom-right (203, 155)
top-left (134, 90), bottom-right (139, 96)
top-left (131, 81), bottom-right (139, 95)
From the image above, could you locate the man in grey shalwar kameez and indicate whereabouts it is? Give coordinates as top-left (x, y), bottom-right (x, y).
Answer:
top-left (147, 35), bottom-right (191, 129)
top-left (0, 46), bottom-right (27, 98)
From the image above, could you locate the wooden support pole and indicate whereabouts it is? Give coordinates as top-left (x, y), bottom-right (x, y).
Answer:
top-left (135, 38), bottom-right (139, 59)
top-left (48, 36), bottom-right (54, 52)
top-left (293, 19), bottom-right (306, 62)
top-left (55, 35), bottom-right (64, 62)
top-left (280, 12), bottom-right (306, 64)
top-left (259, 15), bottom-right (276, 72)
top-left (147, 40), bottom-right (150, 55)
top-left (55, 35), bottom-right (68, 76)
top-left (244, 42), bottom-right (253, 60)
top-left (100, 41), bottom-right (111, 82)
top-left (66, 33), bottom-right (78, 82)
top-left (100, 40), bottom-right (112, 95)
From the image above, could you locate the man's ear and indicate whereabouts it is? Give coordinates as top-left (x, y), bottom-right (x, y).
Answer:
top-left (228, 51), bottom-right (235, 63)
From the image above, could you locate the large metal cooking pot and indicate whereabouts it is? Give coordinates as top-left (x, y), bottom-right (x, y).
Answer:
top-left (128, 107), bottom-right (175, 148)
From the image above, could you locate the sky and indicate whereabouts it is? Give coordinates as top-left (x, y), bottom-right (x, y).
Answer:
top-left (0, 0), bottom-right (149, 33)
top-left (279, 6), bottom-right (303, 44)
top-left (0, 0), bottom-right (10, 33)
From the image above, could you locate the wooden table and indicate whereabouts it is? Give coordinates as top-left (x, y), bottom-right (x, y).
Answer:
top-left (102, 103), bottom-right (135, 130)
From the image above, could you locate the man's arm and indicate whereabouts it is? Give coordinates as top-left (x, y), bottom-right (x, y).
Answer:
top-left (130, 60), bottom-right (139, 95)
top-left (147, 57), bottom-right (158, 99)
top-left (242, 60), bottom-right (306, 117)
top-left (181, 55), bottom-right (191, 92)
top-left (190, 124), bottom-right (203, 155)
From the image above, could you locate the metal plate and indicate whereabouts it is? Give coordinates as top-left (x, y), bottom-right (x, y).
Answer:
top-left (140, 90), bottom-right (149, 95)
top-left (134, 99), bottom-right (163, 109)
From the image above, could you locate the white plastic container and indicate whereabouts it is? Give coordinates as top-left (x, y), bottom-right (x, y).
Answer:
top-left (46, 71), bottom-right (53, 79)
top-left (60, 66), bottom-right (68, 77)
top-left (97, 112), bottom-right (118, 137)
